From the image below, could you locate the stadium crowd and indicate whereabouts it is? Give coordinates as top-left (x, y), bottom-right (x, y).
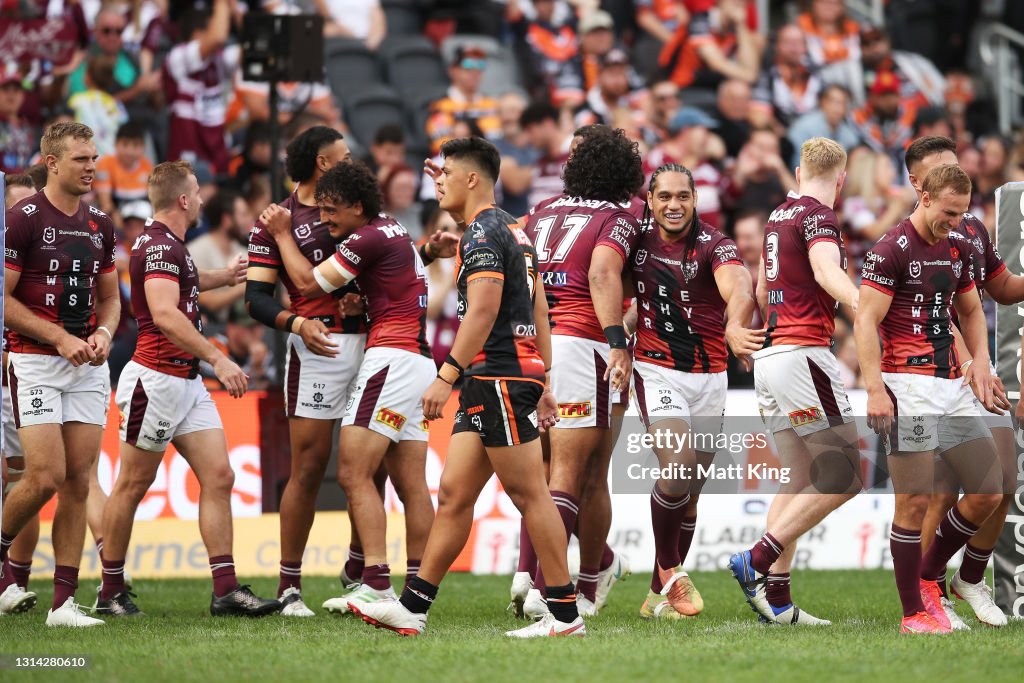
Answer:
top-left (2, 0), bottom-right (1023, 389)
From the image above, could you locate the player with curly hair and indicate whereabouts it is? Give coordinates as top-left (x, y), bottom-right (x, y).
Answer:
top-left (510, 127), bottom-right (644, 620)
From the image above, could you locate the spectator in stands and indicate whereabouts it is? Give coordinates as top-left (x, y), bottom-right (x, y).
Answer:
top-left (364, 123), bottom-right (406, 178)
top-left (852, 71), bottom-right (916, 175)
top-left (227, 122), bottom-right (280, 199)
top-left (68, 54), bottom-right (128, 157)
top-left (976, 135), bottom-right (1024, 222)
top-left (521, 101), bottom-right (571, 209)
top-left (912, 106), bottom-right (953, 140)
top-left (68, 6), bottom-right (160, 105)
top-left (494, 91), bottom-right (537, 217)
top-left (381, 164), bottom-right (422, 237)
top-left (797, 0), bottom-right (860, 68)
top-left (787, 83), bottom-right (860, 168)
top-left (574, 48), bottom-right (646, 128)
top-left (426, 45), bottom-right (501, 154)
top-left (727, 128), bottom-right (796, 215)
top-left (317, 0), bottom-right (387, 51)
top-left (507, 0), bottom-right (583, 107)
top-left (578, 10), bottom-right (620, 92)
top-left (188, 190), bottom-right (249, 326)
top-left (421, 201), bottom-right (461, 367)
top-left (202, 305), bottom-right (276, 391)
top-left (109, 198), bottom-right (151, 381)
top-left (94, 121), bottom-right (153, 221)
top-left (635, 0), bottom-right (689, 46)
top-left (644, 79), bottom-right (681, 143)
top-left (751, 23), bottom-right (822, 129)
top-left (164, 0), bottom-right (240, 174)
top-left (3, 173), bottom-right (35, 207)
top-left (644, 106), bottom-right (727, 228)
top-left (236, 74), bottom-right (341, 129)
top-left (660, 0), bottom-right (762, 91)
top-left (841, 147), bottom-right (916, 268)
top-left (731, 208), bottom-right (766, 287)
top-left (713, 78), bottom-right (754, 158)
top-left (0, 66), bottom-right (37, 174)
top-left (818, 23), bottom-right (946, 110)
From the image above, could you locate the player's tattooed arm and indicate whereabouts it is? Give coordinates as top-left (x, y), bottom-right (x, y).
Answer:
top-left (854, 283), bottom-right (894, 436)
top-left (623, 300), bottom-right (638, 337)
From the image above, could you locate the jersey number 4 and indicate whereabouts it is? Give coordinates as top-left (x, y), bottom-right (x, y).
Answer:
top-left (532, 214), bottom-right (593, 263)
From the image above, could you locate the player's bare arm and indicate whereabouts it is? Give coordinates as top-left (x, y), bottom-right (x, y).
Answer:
top-left (589, 245), bottom-right (631, 392)
top-left (198, 253), bottom-right (248, 291)
top-left (755, 256), bottom-right (768, 320)
top-left (714, 262), bottom-right (765, 362)
top-left (145, 277), bottom-right (248, 398)
top-left (533, 276), bottom-right (558, 432)
top-left (259, 204), bottom-right (325, 297)
top-left (423, 277), bottom-right (503, 420)
top-left (3, 267), bottom-right (97, 367)
top-left (623, 300), bottom-right (638, 336)
top-left (244, 263), bottom-right (336, 357)
top-left (809, 242), bottom-right (859, 314)
top-left (952, 285), bottom-right (996, 411)
top-left (87, 269), bottom-right (121, 365)
top-left (854, 284), bottom-right (894, 436)
top-left (978, 267), bottom-right (1024, 305)
top-left (950, 323), bottom-right (1010, 414)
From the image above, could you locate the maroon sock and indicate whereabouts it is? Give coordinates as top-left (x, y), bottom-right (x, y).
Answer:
top-left (100, 558), bottom-right (126, 601)
top-left (599, 544), bottom-right (615, 572)
top-left (0, 558), bottom-right (14, 591)
top-left (344, 545), bottom-right (364, 583)
top-left (550, 490), bottom-right (580, 540)
top-left (749, 532), bottom-right (784, 575)
top-left (935, 565), bottom-right (949, 599)
top-left (890, 524), bottom-right (925, 617)
top-left (678, 515), bottom-right (697, 565)
top-left (210, 555), bottom-right (239, 597)
top-left (650, 486), bottom-right (689, 592)
top-left (766, 572), bottom-right (792, 608)
top-left (278, 560), bottom-right (302, 595)
top-left (921, 507), bottom-right (979, 580)
top-left (362, 563), bottom-right (391, 591)
top-left (9, 558), bottom-right (31, 590)
top-left (576, 565), bottom-right (599, 602)
top-left (958, 543), bottom-right (993, 585)
top-left (52, 565), bottom-right (79, 610)
top-left (404, 559), bottom-right (420, 590)
top-left (516, 518), bottom-right (537, 575)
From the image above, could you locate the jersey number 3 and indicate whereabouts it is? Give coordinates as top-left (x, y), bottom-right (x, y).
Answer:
top-left (764, 232), bottom-right (780, 282)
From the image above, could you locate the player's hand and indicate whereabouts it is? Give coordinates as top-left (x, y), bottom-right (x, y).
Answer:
top-left (1015, 394), bottom-right (1024, 430)
top-left (86, 331), bottom-right (111, 366)
top-left (299, 318), bottom-right (339, 358)
top-left (338, 292), bottom-right (365, 318)
top-left (426, 230), bottom-right (459, 259)
top-left (604, 348), bottom-right (632, 393)
top-left (964, 361), bottom-right (997, 413)
top-left (866, 386), bottom-right (893, 436)
top-left (726, 323), bottom-right (766, 360)
top-left (423, 158), bottom-right (442, 183)
top-left (226, 254), bottom-right (248, 285)
top-left (537, 388), bottom-right (559, 432)
top-left (57, 333), bottom-right (98, 367)
top-left (422, 377), bottom-right (453, 421)
top-left (213, 356), bottom-right (248, 398)
top-left (259, 204), bottom-right (292, 238)
top-left (986, 375), bottom-right (1012, 415)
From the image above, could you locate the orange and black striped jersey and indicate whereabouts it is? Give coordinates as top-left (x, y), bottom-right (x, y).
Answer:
top-left (456, 205), bottom-right (545, 381)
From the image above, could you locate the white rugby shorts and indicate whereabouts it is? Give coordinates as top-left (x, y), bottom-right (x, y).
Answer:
top-left (284, 332), bottom-right (365, 419)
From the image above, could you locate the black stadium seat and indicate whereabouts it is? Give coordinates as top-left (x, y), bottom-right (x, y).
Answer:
top-left (382, 0), bottom-right (422, 36)
top-left (325, 38), bottom-right (382, 105)
top-left (344, 84), bottom-right (407, 148)
top-left (381, 36), bottom-right (448, 100)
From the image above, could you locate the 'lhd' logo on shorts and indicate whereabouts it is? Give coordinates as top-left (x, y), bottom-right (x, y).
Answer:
top-left (376, 407), bottom-right (407, 431)
top-left (558, 402), bottom-right (592, 418)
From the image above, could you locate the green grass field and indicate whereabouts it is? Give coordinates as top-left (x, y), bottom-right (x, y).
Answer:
top-left (0, 570), bottom-right (1020, 682)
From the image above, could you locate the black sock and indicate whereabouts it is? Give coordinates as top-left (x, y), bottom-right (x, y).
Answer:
top-left (399, 575), bottom-right (438, 615)
top-left (545, 583), bottom-right (579, 623)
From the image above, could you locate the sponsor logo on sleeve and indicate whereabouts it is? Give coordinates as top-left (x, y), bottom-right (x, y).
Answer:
top-left (145, 260), bottom-right (180, 275)
top-left (862, 271), bottom-right (895, 288)
top-left (249, 243), bottom-right (272, 255)
top-left (376, 407), bottom-right (408, 431)
top-left (5, 248), bottom-right (18, 259)
top-left (464, 248), bottom-right (500, 271)
top-left (337, 243), bottom-right (362, 265)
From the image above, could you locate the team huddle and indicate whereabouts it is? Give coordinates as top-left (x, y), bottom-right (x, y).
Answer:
top-left (0, 121), bottom-right (1016, 637)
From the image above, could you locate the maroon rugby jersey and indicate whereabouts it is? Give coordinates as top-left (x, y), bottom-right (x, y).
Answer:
top-left (951, 212), bottom-right (1005, 293)
top-left (129, 221), bottom-right (201, 378)
top-left (860, 219), bottom-right (975, 378)
top-left (4, 191), bottom-right (116, 355)
top-left (762, 192), bottom-right (846, 348)
top-left (524, 194), bottom-right (641, 342)
top-left (247, 192), bottom-right (364, 334)
top-left (329, 215), bottom-right (430, 356)
top-left (631, 220), bottom-right (742, 373)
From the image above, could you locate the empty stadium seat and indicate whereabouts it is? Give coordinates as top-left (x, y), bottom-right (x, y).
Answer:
top-left (381, 36), bottom-right (448, 100)
top-left (382, 0), bottom-right (422, 36)
top-left (343, 84), bottom-right (408, 148)
top-left (325, 38), bottom-right (382, 104)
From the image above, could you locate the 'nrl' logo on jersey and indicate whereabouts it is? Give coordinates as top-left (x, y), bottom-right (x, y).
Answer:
top-left (295, 223), bottom-right (312, 239)
top-left (43, 226), bottom-right (55, 244)
top-left (909, 260), bottom-right (921, 278)
top-left (634, 249), bottom-right (647, 266)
